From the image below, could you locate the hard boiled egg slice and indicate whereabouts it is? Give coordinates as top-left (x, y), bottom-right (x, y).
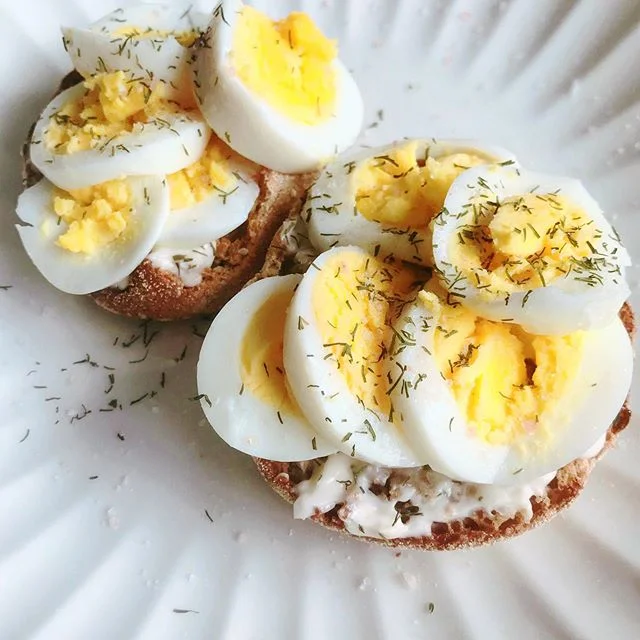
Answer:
top-left (390, 289), bottom-right (633, 484)
top-left (284, 246), bottom-right (428, 467)
top-left (306, 139), bottom-right (516, 266)
top-left (16, 175), bottom-right (169, 295)
top-left (191, 0), bottom-right (364, 173)
top-left (155, 135), bottom-right (259, 250)
top-left (433, 165), bottom-right (631, 334)
top-left (197, 274), bottom-right (337, 461)
top-left (62, 3), bottom-right (209, 102)
top-left (31, 74), bottom-right (210, 191)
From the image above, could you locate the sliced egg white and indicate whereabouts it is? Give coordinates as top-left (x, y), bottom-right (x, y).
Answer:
top-left (62, 3), bottom-right (209, 98)
top-left (197, 274), bottom-right (337, 461)
top-left (390, 296), bottom-right (633, 484)
top-left (30, 83), bottom-right (211, 191)
top-left (306, 139), bottom-right (517, 265)
top-left (433, 165), bottom-right (632, 334)
top-left (283, 246), bottom-right (424, 468)
top-left (191, 0), bottom-right (364, 173)
top-left (155, 162), bottom-right (259, 250)
top-left (16, 176), bottom-right (169, 295)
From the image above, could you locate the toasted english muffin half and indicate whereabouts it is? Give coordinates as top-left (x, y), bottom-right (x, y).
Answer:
top-left (252, 303), bottom-right (634, 551)
top-left (21, 71), bottom-right (316, 321)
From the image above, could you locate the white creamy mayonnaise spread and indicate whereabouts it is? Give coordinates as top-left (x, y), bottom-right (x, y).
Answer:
top-left (294, 431), bottom-right (609, 539)
top-left (112, 276), bottom-right (130, 290)
top-left (280, 216), bottom-right (318, 271)
top-left (147, 242), bottom-right (216, 287)
top-left (294, 454), bottom-right (555, 539)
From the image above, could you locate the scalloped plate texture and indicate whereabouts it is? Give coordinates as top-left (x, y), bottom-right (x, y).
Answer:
top-left (1, 0), bottom-right (639, 639)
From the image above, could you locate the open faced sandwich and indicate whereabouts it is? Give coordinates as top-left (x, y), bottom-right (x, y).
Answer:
top-left (198, 139), bottom-right (634, 550)
top-left (17, 1), bottom-right (363, 320)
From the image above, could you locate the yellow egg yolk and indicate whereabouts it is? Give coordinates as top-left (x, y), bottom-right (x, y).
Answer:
top-left (167, 136), bottom-right (242, 211)
top-left (240, 289), bottom-right (300, 416)
top-left (421, 290), bottom-right (585, 446)
top-left (447, 192), bottom-right (607, 294)
top-left (112, 25), bottom-right (199, 47)
top-left (52, 179), bottom-right (133, 254)
top-left (312, 251), bottom-right (423, 420)
top-left (45, 71), bottom-right (175, 154)
top-left (355, 142), bottom-right (491, 229)
top-left (231, 7), bottom-right (337, 125)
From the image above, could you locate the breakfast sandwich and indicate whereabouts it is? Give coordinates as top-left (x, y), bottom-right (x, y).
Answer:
top-left (197, 140), bottom-right (635, 549)
top-left (17, 1), bottom-right (363, 320)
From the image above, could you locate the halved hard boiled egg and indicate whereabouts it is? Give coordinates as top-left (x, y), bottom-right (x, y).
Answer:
top-left (283, 246), bottom-right (427, 467)
top-left (155, 135), bottom-right (259, 250)
top-left (306, 139), bottom-right (516, 265)
top-left (191, 0), bottom-right (364, 173)
top-left (432, 165), bottom-right (631, 334)
top-left (197, 274), bottom-right (337, 461)
top-left (30, 74), bottom-right (210, 191)
top-left (62, 3), bottom-right (209, 102)
top-left (16, 175), bottom-right (169, 295)
top-left (390, 288), bottom-right (633, 484)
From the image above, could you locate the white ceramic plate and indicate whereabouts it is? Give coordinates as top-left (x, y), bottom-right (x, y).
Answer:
top-left (1, 0), bottom-right (639, 638)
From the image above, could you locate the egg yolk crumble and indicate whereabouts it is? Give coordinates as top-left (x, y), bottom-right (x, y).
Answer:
top-left (443, 190), bottom-right (614, 295)
top-left (50, 134), bottom-right (249, 255)
top-left (45, 71), bottom-right (177, 154)
top-left (52, 180), bottom-right (132, 254)
top-left (355, 141), bottom-right (491, 228)
top-left (231, 7), bottom-right (337, 125)
top-left (167, 136), bottom-right (244, 211)
top-left (312, 251), bottom-right (423, 420)
top-left (421, 289), bottom-right (585, 446)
